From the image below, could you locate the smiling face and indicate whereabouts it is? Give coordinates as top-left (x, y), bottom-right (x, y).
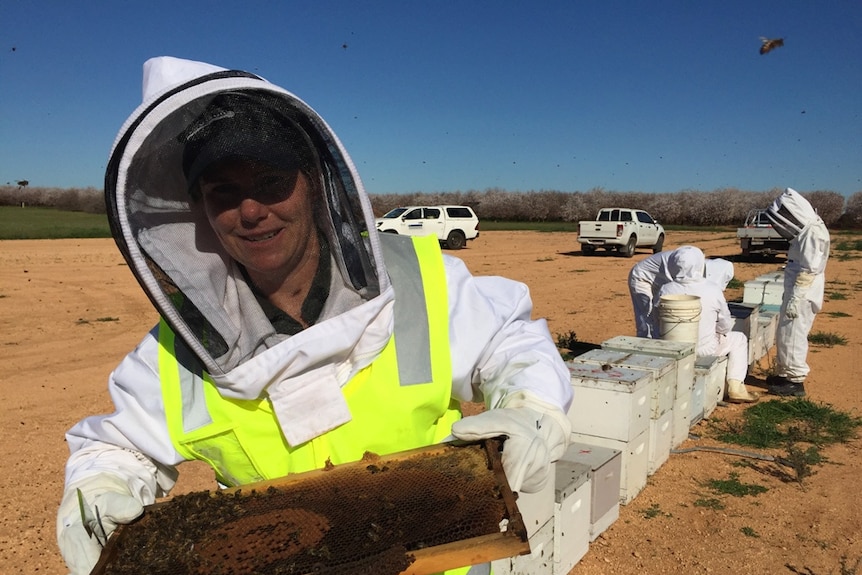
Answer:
top-left (198, 158), bottom-right (320, 292)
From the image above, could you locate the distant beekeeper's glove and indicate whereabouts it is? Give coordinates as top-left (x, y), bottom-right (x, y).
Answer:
top-left (785, 296), bottom-right (801, 319)
top-left (57, 473), bottom-right (145, 575)
top-left (786, 271), bottom-right (816, 319)
top-left (451, 391), bottom-right (571, 493)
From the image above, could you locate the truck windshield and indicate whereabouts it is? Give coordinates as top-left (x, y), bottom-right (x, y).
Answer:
top-left (381, 208), bottom-right (409, 219)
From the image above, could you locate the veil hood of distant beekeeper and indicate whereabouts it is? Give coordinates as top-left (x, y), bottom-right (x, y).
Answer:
top-left (105, 56), bottom-right (386, 387)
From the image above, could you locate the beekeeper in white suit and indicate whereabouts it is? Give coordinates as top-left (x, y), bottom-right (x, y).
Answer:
top-left (705, 258), bottom-right (735, 291)
top-left (764, 188), bottom-right (830, 397)
top-left (658, 246), bottom-right (759, 403)
top-left (628, 246), bottom-right (705, 338)
top-left (56, 56), bottom-right (573, 575)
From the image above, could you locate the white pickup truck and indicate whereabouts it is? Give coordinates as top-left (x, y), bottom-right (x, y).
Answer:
top-left (375, 205), bottom-right (480, 249)
top-left (737, 208), bottom-right (790, 257)
top-left (577, 208), bottom-right (665, 257)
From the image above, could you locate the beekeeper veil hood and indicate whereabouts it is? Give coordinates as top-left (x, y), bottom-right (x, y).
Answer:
top-left (765, 188), bottom-right (820, 241)
top-left (705, 258), bottom-right (734, 291)
top-left (104, 56), bottom-right (385, 380)
top-left (667, 246), bottom-right (705, 283)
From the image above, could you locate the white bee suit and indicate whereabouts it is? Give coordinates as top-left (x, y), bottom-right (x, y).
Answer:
top-left (658, 247), bottom-right (748, 383)
top-left (766, 188), bottom-right (830, 383)
top-left (57, 56), bottom-right (573, 574)
top-left (628, 250), bottom-right (676, 337)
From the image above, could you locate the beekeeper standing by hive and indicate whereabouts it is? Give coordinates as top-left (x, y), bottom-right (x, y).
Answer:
top-left (764, 188), bottom-right (830, 397)
top-left (657, 246), bottom-right (759, 403)
top-left (56, 56), bottom-right (573, 575)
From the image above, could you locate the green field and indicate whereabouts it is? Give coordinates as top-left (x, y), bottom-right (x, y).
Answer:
top-left (0, 206), bottom-right (731, 240)
top-left (0, 206), bottom-right (112, 239)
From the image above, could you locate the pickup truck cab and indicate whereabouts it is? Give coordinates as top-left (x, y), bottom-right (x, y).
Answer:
top-left (375, 205), bottom-right (479, 249)
top-left (737, 208), bottom-right (790, 257)
top-left (577, 208), bottom-right (665, 257)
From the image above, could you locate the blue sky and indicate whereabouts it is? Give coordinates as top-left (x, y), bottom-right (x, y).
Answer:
top-left (2, 1), bottom-right (861, 196)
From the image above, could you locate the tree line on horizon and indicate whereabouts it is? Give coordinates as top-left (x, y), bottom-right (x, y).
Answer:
top-left (1, 184), bottom-right (861, 228)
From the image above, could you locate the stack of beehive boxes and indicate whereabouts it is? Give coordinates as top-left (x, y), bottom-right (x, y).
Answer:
top-left (494, 275), bottom-right (785, 575)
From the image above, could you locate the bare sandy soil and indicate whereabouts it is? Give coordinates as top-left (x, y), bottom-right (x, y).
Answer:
top-left (1, 230), bottom-right (860, 574)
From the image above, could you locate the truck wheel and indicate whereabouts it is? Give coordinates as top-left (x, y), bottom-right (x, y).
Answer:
top-left (445, 230), bottom-right (466, 250)
top-left (622, 235), bottom-right (637, 258)
top-left (581, 244), bottom-right (596, 256)
top-left (652, 234), bottom-right (664, 253)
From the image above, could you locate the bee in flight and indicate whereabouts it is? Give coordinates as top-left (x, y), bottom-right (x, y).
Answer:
top-left (759, 37), bottom-right (784, 55)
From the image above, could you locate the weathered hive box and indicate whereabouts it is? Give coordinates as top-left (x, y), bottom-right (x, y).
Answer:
top-left (729, 302), bottom-right (761, 366)
top-left (566, 363), bottom-right (652, 443)
top-left (563, 443), bottom-right (621, 541)
top-left (568, 349), bottom-right (676, 419)
top-left (600, 336), bottom-right (696, 448)
top-left (552, 455), bottom-right (592, 575)
top-left (695, 355), bottom-right (727, 419)
top-left (744, 271), bottom-right (785, 307)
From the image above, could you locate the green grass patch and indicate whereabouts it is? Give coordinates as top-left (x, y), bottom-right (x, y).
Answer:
top-left (693, 497), bottom-right (725, 510)
top-left (706, 472), bottom-right (768, 497)
top-left (828, 292), bottom-right (848, 300)
top-left (0, 206), bottom-right (111, 239)
top-left (834, 239), bottom-right (862, 252)
top-left (727, 278), bottom-right (744, 290)
top-left (808, 331), bottom-right (847, 346)
top-left (740, 526), bottom-right (760, 538)
top-left (712, 398), bottom-right (862, 449)
top-left (826, 311), bottom-right (851, 318)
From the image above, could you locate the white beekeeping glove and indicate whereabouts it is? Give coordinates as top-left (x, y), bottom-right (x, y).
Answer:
top-left (451, 390), bottom-right (570, 493)
top-left (787, 271), bottom-right (816, 319)
top-left (57, 473), bottom-right (145, 575)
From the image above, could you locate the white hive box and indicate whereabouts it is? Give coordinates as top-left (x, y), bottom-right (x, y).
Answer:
top-left (729, 302), bottom-right (761, 366)
top-left (758, 310), bottom-right (779, 351)
top-left (570, 428), bottom-right (649, 505)
top-left (601, 336), bottom-right (695, 401)
top-left (671, 386), bottom-right (692, 447)
top-left (514, 470), bottom-right (555, 539)
top-left (568, 349), bottom-right (676, 419)
top-left (552, 455), bottom-right (591, 574)
top-left (695, 355), bottom-right (727, 419)
top-left (566, 363), bottom-right (652, 442)
top-left (690, 366), bottom-right (706, 426)
top-left (743, 271), bottom-right (785, 307)
top-left (564, 442), bottom-right (621, 541)
top-left (600, 336), bottom-right (696, 448)
top-left (492, 517), bottom-right (554, 575)
top-left (648, 409), bottom-right (673, 475)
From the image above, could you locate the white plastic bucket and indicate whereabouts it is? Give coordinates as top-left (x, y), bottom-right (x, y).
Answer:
top-left (658, 294), bottom-right (701, 344)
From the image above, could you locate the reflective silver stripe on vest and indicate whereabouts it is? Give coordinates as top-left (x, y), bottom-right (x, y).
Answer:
top-left (174, 336), bottom-right (214, 432)
top-left (379, 235), bottom-right (434, 386)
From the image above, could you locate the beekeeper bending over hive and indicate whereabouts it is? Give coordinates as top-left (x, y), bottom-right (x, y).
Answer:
top-left (657, 246), bottom-right (759, 403)
top-left (56, 56), bottom-right (573, 575)
top-left (764, 188), bottom-right (830, 397)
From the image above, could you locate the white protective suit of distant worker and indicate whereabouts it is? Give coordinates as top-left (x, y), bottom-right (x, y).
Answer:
top-left (628, 246), bottom-right (707, 338)
top-left (764, 188), bottom-right (830, 397)
top-left (55, 56), bottom-right (574, 575)
top-left (658, 246), bottom-right (759, 403)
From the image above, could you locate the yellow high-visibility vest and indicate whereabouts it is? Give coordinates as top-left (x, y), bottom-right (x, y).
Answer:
top-left (158, 234), bottom-right (485, 575)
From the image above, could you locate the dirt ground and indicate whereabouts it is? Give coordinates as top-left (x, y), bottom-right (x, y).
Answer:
top-left (1, 230), bottom-right (860, 574)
